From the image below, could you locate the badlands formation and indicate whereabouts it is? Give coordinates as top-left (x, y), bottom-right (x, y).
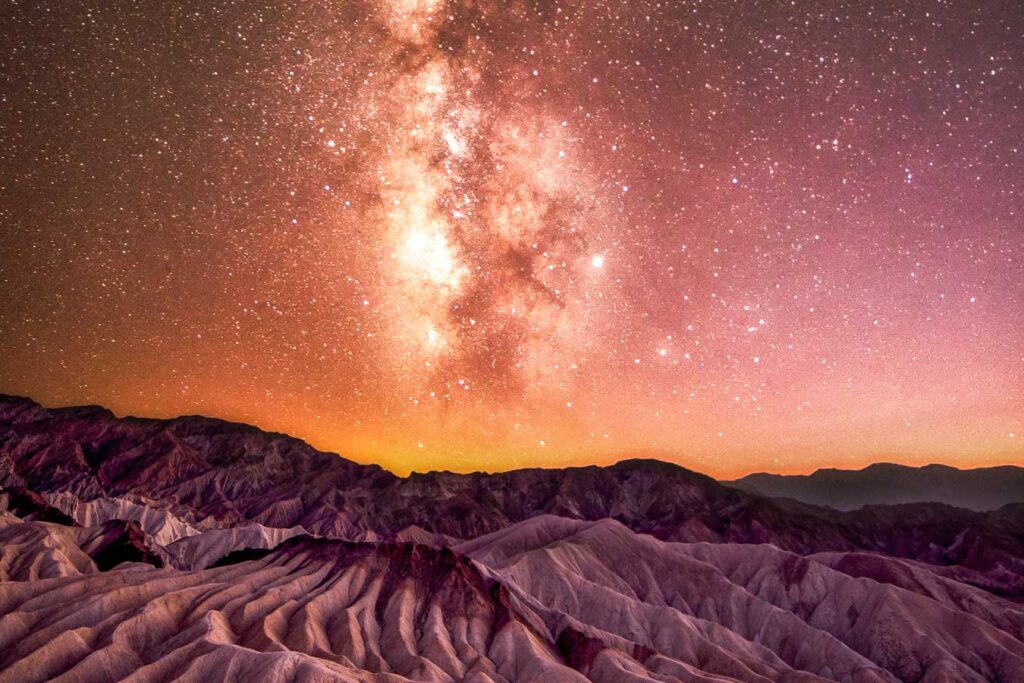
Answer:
top-left (1, 395), bottom-right (1023, 682)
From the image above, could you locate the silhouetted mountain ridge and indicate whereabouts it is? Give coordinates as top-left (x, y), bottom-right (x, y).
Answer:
top-left (728, 462), bottom-right (1024, 511)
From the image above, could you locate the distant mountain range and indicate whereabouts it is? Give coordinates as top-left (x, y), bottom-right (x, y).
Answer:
top-left (1, 394), bottom-right (1023, 682)
top-left (726, 462), bottom-right (1024, 511)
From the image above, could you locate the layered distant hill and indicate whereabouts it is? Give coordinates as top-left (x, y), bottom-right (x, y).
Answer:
top-left (726, 463), bottom-right (1024, 511)
top-left (1, 394), bottom-right (1023, 682)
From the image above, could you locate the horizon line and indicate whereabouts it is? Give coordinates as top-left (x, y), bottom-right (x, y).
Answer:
top-left (2, 392), bottom-right (1021, 481)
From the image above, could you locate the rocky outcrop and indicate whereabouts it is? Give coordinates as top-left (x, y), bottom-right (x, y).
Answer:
top-left (0, 513), bottom-right (162, 580)
top-left (0, 534), bottom-right (584, 683)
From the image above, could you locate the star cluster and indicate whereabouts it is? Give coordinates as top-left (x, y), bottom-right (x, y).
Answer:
top-left (1, 0), bottom-right (1021, 476)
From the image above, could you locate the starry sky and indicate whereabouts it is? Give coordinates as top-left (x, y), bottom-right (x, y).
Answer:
top-left (1, 0), bottom-right (1022, 477)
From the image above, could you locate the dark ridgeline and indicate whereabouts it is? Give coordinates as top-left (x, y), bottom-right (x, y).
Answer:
top-left (727, 463), bottom-right (1024, 511)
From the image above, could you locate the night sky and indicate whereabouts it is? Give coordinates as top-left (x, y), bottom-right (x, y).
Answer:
top-left (1, 0), bottom-right (1021, 477)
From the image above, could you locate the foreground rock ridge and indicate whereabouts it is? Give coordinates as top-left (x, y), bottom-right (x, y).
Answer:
top-left (0, 394), bottom-right (1022, 682)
